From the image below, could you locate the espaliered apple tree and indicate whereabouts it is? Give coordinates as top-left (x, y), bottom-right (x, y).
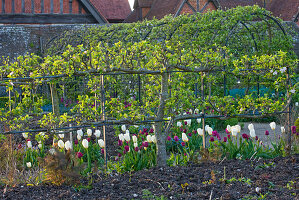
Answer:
top-left (1, 6), bottom-right (298, 166)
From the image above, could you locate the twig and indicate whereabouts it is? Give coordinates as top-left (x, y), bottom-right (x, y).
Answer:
top-left (209, 189), bottom-right (213, 200)
top-left (219, 156), bottom-right (226, 164)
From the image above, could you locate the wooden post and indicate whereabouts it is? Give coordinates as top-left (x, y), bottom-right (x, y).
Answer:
top-left (286, 67), bottom-right (292, 154)
top-left (201, 72), bottom-right (206, 149)
top-left (101, 75), bottom-right (107, 168)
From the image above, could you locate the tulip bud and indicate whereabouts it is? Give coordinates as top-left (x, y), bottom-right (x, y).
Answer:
top-left (132, 135), bottom-right (137, 143)
top-left (26, 162), bottom-right (32, 168)
top-left (58, 140), bottom-right (65, 149)
top-left (197, 128), bottom-right (203, 136)
top-left (231, 127), bottom-right (238, 137)
top-left (65, 141), bottom-right (71, 150)
top-left (147, 135), bottom-right (152, 143)
top-left (27, 141), bottom-right (32, 149)
top-left (265, 130), bottom-right (269, 135)
top-left (94, 130), bottom-right (101, 138)
top-left (151, 135), bottom-right (157, 143)
top-left (281, 126), bottom-right (285, 134)
top-left (205, 125), bottom-right (210, 132)
top-left (58, 134), bottom-right (64, 139)
top-left (249, 129), bottom-right (256, 138)
top-left (77, 134), bottom-right (82, 140)
top-left (38, 144), bottom-right (42, 149)
top-left (194, 108), bottom-right (199, 114)
top-left (248, 123), bottom-right (254, 131)
top-left (177, 121), bottom-right (182, 127)
top-left (121, 125), bottom-right (126, 132)
top-left (124, 133), bottom-right (130, 142)
top-left (235, 125), bottom-right (241, 133)
top-left (124, 145), bottom-right (129, 152)
top-left (98, 139), bottom-right (105, 148)
top-left (87, 129), bottom-right (92, 137)
top-left (118, 134), bottom-right (125, 142)
top-left (134, 142), bottom-right (138, 148)
top-left (77, 152), bottom-right (83, 158)
top-left (207, 127), bottom-right (213, 135)
top-left (269, 122), bottom-right (276, 130)
top-left (196, 118), bottom-right (201, 124)
top-left (22, 132), bottom-right (28, 139)
top-left (226, 125), bottom-right (231, 133)
top-left (82, 139), bottom-right (89, 149)
top-left (77, 129), bottom-right (83, 136)
top-left (182, 133), bottom-right (189, 142)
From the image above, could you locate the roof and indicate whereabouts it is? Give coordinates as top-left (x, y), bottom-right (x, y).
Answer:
top-left (134, 0), bottom-right (155, 8)
top-left (218, 0), bottom-right (262, 9)
top-left (267, 0), bottom-right (299, 22)
top-left (90, 0), bottom-right (131, 21)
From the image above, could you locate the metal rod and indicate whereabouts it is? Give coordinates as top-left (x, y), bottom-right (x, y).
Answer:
top-left (101, 74), bottom-right (107, 169)
top-left (201, 72), bottom-right (206, 149)
top-left (138, 74), bottom-right (141, 104)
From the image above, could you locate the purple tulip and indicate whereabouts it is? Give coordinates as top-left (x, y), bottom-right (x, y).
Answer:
top-left (74, 140), bottom-right (78, 145)
top-left (265, 130), bottom-right (269, 136)
top-left (227, 134), bottom-right (231, 139)
top-left (242, 134), bottom-right (249, 139)
top-left (87, 138), bottom-right (91, 142)
top-left (118, 153), bottom-right (122, 157)
top-left (188, 132), bottom-right (192, 137)
top-left (181, 142), bottom-right (186, 147)
top-left (174, 136), bottom-right (179, 142)
top-left (210, 137), bottom-right (215, 142)
top-left (225, 129), bottom-right (230, 134)
top-left (124, 145), bottom-right (129, 152)
top-left (255, 136), bottom-right (258, 141)
top-left (143, 142), bottom-right (149, 147)
top-left (149, 128), bottom-right (154, 133)
top-left (183, 129), bottom-right (187, 133)
top-left (223, 137), bottom-right (227, 142)
top-left (167, 136), bottom-right (171, 141)
top-left (77, 152), bottom-right (83, 159)
top-left (184, 121), bottom-right (188, 125)
top-left (291, 126), bottom-right (296, 134)
top-left (101, 149), bottom-right (104, 154)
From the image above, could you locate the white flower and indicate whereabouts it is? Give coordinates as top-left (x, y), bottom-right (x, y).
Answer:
top-left (226, 125), bottom-right (231, 133)
top-left (40, 132), bottom-right (45, 136)
top-left (281, 126), bottom-right (285, 134)
top-left (82, 139), bottom-right (89, 149)
top-left (26, 162), bottom-right (32, 168)
top-left (134, 142), bottom-right (138, 148)
top-left (147, 135), bottom-right (152, 143)
top-left (151, 135), bottom-right (157, 143)
top-left (197, 118), bottom-right (201, 124)
top-left (118, 134), bottom-right (125, 142)
top-left (38, 144), bottom-right (42, 149)
top-left (132, 135), bottom-right (138, 143)
top-left (248, 123), bottom-right (254, 131)
top-left (231, 127), bottom-right (238, 137)
top-left (182, 133), bottom-right (189, 142)
top-left (189, 109), bottom-right (193, 114)
top-left (280, 67), bottom-right (287, 73)
top-left (197, 128), bottom-right (203, 136)
top-left (185, 119), bottom-right (191, 126)
top-left (125, 130), bottom-right (130, 135)
top-left (22, 132), bottom-right (28, 139)
top-left (207, 127), bottom-right (213, 135)
top-left (273, 71), bottom-right (277, 75)
top-left (77, 129), bottom-right (83, 136)
top-left (166, 116), bottom-right (171, 121)
top-left (65, 141), bottom-right (72, 150)
top-left (121, 125), bottom-right (126, 132)
top-left (295, 102), bottom-right (298, 107)
top-left (134, 125), bottom-right (139, 128)
top-left (58, 134), bottom-right (64, 139)
top-left (87, 129), bottom-right (92, 137)
top-left (58, 140), bottom-right (65, 149)
top-left (249, 129), bottom-right (256, 138)
top-left (98, 139), bottom-right (105, 148)
top-left (194, 108), bottom-right (199, 113)
top-left (27, 141), bottom-right (32, 149)
top-left (77, 134), bottom-right (82, 140)
top-left (290, 89), bottom-right (295, 94)
top-left (49, 148), bottom-right (56, 155)
top-left (124, 132), bottom-right (130, 142)
top-left (269, 122), bottom-right (276, 130)
top-left (255, 187), bottom-right (261, 193)
top-left (177, 121), bottom-right (182, 127)
top-left (205, 125), bottom-right (210, 132)
top-left (183, 112), bottom-right (187, 115)
top-left (235, 125), bottom-right (241, 133)
top-left (94, 130), bottom-right (101, 138)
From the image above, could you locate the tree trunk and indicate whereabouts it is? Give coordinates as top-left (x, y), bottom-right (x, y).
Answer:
top-left (155, 73), bottom-right (168, 167)
top-left (49, 83), bottom-right (60, 116)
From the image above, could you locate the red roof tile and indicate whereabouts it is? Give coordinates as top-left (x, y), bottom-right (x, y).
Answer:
top-left (144, 0), bottom-right (183, 20)
top-left (90, 0), bottom-right (131, 21)
top-left (135, 0), bottom-right (154, 8)
top-left (218, 0), bottom-right (263, 9)
top-left (268, 0), bottom-right (299, 21)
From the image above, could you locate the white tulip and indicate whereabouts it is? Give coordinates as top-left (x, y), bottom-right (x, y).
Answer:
top-left (58, 134), bottom-right (64, 139)
top-left (134, 142), bottom-right (138, 148)
top-left (196, 118), bottom-right (201, 124)
top-left (98, 139), bottom-right (105, 148)
top-left (125, 130), bottom-right (130, 134)
top-left (77, 134), bottom-right (82, 140)
top-left (94, 130), bottom-right (101, 138)
top-left (134, 125), bottom-right (139, 128)
top-left (132, 135), bottom-right (138, 143)
top-left (185, 119), bottom-right (191, 126)
top-left (235, 125), bottom-right (241, 133)
top-left (65, 141), bottom-right (72, 150)
top-left (77, 129), bottom-right (83, 136)
top-left (177, 121), bottom-right (182, 127)
top-left (182, 133), bottom-right (189, 142)
top-left (207, 127), bottom-right (213, 135)
top-left (194, 108), bottom-right (199, 113)
top-left (231, 127), bottom-right (238, 137)
top-left (58, 140), bottom-right (65, 149)
top-left (248, 123), bottom-right (254, 131)
top-left (124, 133), bottom-right (130, 142)
top-left (205, 125), bottom-right (210, 132)
top-left (82, 139), bottom-right (89, 149)
top-left (189, 109), bottom-right (193, 114)
top-left (197, 128), bottom-right (203, 136)
top-left (281, 126), bottom-right (285, 134)
top-left (38, 144), bottom-right (42, 149)
top-left (119, 134), bottom-right (125, 142)
top-left (22, 132), bottom-right (28, 139)
top-left (226, 125), bottom-right (231, 133)
top-left (249, 129), bottom-right (256, 138)
top-left (269, 122), bottom-right (276, 130)
top-left (27, 141), bottom-right (32, 149)
top-left (147, 135), bottom-right (152, 143)
top-left (151, 135), bottom-right (157, 143)
top-left (26, 162), bottom-right (32, 168)
top-left (121, 125), bottom-right (126, 132)
top-left (295, 102), bottom-right (298, 107)
top-left (87, 129), bottom-right (92, 136)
